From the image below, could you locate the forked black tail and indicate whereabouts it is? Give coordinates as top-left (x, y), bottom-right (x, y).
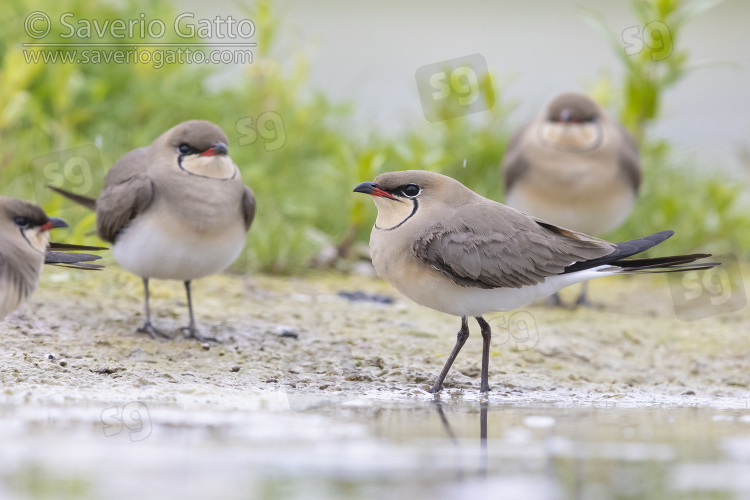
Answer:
top-left (563, 230), bottom-right (718, 275)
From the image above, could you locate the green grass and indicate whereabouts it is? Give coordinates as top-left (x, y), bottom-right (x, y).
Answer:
top-left (1, 0), bottom-right (747, 273)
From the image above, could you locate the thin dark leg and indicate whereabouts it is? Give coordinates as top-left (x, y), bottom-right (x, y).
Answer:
top-left (575, 281), bottom-right (589, 307)
top-left (476, 316), bottom-right (492, 393)
top-left (180, 281), bottom-right (219, 343)
top-left (548, 292), bottom-right (563, 307)
top-left (429, 316), bottom-right (469, 393)
top-left (136, 278), bottom-right (171, 339)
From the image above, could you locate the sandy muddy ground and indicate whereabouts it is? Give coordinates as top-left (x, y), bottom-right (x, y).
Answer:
top-left (1, 262), bottom-right (749, 499)
top-left (2, 262), bottom-right (749, 407)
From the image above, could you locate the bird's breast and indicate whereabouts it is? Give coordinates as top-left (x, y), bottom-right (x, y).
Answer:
top-left (154, 176), bottom-right (246, 233)
top-left (112, 206), bottom-right (247, 281)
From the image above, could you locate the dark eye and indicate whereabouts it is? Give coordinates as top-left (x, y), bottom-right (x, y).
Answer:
top-left (13, 216), bottom-right (29, 227)
top-left (178, 144), bottom-right (192, 154)
top-left (401, 184), bottom-right (421, 198)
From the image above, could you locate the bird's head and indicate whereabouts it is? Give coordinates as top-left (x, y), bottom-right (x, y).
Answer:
top-left (541, 92), bottom-right (602, 150)
top-left (1, 197), bottom-right (67, 255)
top-left (158, 120), bottom-right (237, 180)
top-left (353, 170), bottom-right (474, 231)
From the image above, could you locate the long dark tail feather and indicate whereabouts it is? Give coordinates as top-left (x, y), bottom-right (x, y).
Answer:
top-left (563, 230), bottom-right (675, 274)
top-left (45, 241), bottom-right (107, 271)
top-left (564, 231), bottom-right (717, 275)
top-left (48, 185), bottom-right (97, 210)
top-left (45, 251), bottom-right (104, 270)
top-left (604, 253), bottom-right (719, 274)
top-left (44, 188), bottom-right (105, 270)
top-left (48, 242), bottom-right (108, 252)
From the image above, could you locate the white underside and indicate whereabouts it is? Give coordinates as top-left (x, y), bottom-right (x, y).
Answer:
top-left (112, 213), bottom-right (246, 281)
top-left (396, 265), bottom-right (616, 317)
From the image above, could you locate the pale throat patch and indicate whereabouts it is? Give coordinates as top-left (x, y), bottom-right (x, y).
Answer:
top-left (25, 228), bottom-right (50, 254)
top-left (373, 197), bottom-right (416, 230)
top-left (179, 155), bottom-right (237, 180)
top-left (539, 122), bottom-right (601, 150)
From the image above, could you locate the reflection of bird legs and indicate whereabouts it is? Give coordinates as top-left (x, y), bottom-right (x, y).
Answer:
top-left (480, 399), bottom-right (488, 479)
top-left (433, 399), bottom-right (459, 444)
top-left (432, 399), bottom-right (464, 481)
top-left (432, 398), bottom-right (489, 480)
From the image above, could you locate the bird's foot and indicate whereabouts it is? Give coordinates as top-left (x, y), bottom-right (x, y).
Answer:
top-left (480, 384), bottom-right (491, 393)
top-left (428, 382), bottom-right (443, 394)
top-left (180, 325), bottom-right (220, 343)
top-left (137, 321), bottom-right (172, 340)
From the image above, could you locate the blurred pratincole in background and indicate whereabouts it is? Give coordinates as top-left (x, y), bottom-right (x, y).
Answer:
top-left (502, 92), bottom-right (641, 307)
top-left (50, 120), bottom-right (256, 342)
top-left (354, 170), bottom-right (715, 393)
top-left (0, 197), bottom-right (104, 321)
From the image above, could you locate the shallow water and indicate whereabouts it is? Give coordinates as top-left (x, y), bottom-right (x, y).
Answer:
top-left (2, 393), bottom-right (750, 500)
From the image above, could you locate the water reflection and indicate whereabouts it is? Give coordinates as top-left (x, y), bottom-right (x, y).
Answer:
top-left (423, 397), bottom-right (750, 498)
top-left (3, 396), bottom-right (750, 499)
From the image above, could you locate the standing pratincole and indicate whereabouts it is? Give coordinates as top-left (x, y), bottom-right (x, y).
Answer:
top-left (354, 170), bottom-right (715, 393)
top-left (50, 120), bottom-right (256, 342)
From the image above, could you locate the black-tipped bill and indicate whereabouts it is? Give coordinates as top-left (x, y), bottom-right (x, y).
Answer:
top-left (40, 217), bottom-right (69, 231)
top-left (199, 142), bottom-right (229, 156)
top-left (353, 182), bottom-right (397, 200)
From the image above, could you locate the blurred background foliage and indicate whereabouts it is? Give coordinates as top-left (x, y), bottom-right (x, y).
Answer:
top-left (1, 0), bottom-right (748, 274)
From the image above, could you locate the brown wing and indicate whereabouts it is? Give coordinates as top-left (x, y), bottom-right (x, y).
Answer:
top-left (96, 145), bottom-right (155, 243)
top-left (413, 202), bottom-right (614, 289)
top-left (105, 147), bottom-right (149, 186)
top-left (96, 175), bottom-right (154, 243)
top-left (241, 185), bottom-right (256, 231)
top-left (501, 122), bottom-right (533, 192)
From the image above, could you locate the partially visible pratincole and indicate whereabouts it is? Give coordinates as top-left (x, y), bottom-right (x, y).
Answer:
top-left (502, 92), bottom-right (641, 305)
top-left (0, 197), bottom-right (104, 320)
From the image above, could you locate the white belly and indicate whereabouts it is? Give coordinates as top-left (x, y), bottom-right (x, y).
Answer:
top-left (112, 212), bottom-right (247, 281)
top-left (384, 256), bottom-right (614, 317)
top-left (414, 267), bottom-right (613, 316)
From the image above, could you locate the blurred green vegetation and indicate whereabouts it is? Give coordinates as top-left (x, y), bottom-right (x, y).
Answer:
top-left (1, 0), bottom-right (748, 275)
top-left (584, 0), bottom-right (750, 255)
